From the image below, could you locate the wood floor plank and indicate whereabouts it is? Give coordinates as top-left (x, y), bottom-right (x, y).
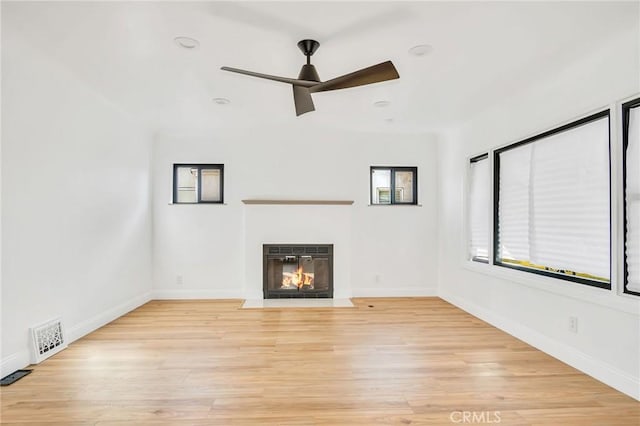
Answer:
top-left (1, 297), bottom-right (638, 425)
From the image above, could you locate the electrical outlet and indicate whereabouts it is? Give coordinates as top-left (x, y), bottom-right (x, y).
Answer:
top-left (374, 274), bottom-right (381, 283)
top-left (176, 275), bottom-right (183, 286)
top-left (569, 316), bottom-right (578, 333)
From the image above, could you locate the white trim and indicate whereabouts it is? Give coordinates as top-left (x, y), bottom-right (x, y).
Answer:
top-left (462, 260), bottom-right (639, 314)
top-left (66, 291), bottom-right (152, 343)
top-left (0, 350), bottom-right (31, 378)
top-left (440, 290), bottom-right (640, 401)
top-left (367, 204), bottom-right (423, 207)
top-left (351, 287), bottom-right (438, 297)
top-left (152, 288), bottom-right (439, 299)
top-left (611, 100), bottom-right (623, 296)
top-left (151, 289), bottom-right (243, 299)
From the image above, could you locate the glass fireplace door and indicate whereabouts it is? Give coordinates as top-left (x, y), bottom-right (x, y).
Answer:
top-left (264, 253), bottom-right (331, 297)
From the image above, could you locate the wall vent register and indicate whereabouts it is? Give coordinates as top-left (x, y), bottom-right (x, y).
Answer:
top-left (30, 317), bottom-right (67, 364)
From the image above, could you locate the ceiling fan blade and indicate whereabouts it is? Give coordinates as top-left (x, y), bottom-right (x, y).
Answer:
top-left (221, 66), bottom-right (316, 87)
top-left (293, 86), bottom-right (315, 116)
top-left (309, 61), bottom-right (399, 93)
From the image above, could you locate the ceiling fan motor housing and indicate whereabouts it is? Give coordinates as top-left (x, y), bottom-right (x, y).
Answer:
top-left (298, 64), bottom-right (320, 82)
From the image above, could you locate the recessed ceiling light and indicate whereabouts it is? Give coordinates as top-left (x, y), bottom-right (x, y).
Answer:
top-left (212, 97), bottom-right (231, 105)
top-left (374, 100), bottom-right (390, 108)
top-left (408, 44), bottom-right (433, 57)
top-left (174, 36), bottom-right (200, 49)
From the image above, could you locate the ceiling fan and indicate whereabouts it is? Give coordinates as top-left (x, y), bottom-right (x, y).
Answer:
top-left (221, 39), bottom-right (399, 116)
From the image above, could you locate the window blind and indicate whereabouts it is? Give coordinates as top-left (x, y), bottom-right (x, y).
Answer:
top-left (497, 114), bottom-right (610, 285)
top-left (468, 156), bottom-right (490, 262)
top-left (626, 104), bottom-right (640, 293)
top-left (497, 146), bottom-right (532, 262)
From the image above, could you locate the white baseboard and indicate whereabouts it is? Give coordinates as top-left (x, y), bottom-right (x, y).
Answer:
top-left (152, 288), bottom-right (438, 299)
top-left (0, 350), bottom-right (31, 378)
top-left (439, 290), bottom-right (640, 401)
top-left (351, 287), bottom-right (438, 297)
top-left (67, 291), bottom-right (152, 343)
top-left (151, 288), bottom-right (244, 299)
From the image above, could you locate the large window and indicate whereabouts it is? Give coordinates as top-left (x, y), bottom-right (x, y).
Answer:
top-left (623, 98), bottom-right (640, 296)
top-left (370, 167), bottom-right (417, 205)
top-left (468, 154), bottom-right (490, 262)
top-left (494, 111), bottom-right (611, 289)
top-left (173, 164), bottom-right (224, 204)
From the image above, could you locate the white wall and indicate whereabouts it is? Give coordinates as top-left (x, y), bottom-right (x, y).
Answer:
top-left (152, 123), bottom-right (439, 299)
top-left (1, 22), bottom-right (153, 375)
top-left (3, 0), bottom-right (636, 405)
top-left (437, 26), bottom-right (640, 399)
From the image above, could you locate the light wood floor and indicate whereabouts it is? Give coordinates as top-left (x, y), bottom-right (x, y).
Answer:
top-left (1, 298), bottom-right (638, 425)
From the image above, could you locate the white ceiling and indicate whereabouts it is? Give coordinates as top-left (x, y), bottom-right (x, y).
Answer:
top-left (3, 1), bottom-right (638, 134)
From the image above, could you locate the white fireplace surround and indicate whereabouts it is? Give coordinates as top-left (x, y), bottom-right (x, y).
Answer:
top-left (243, 203), bottom-right (353, 299)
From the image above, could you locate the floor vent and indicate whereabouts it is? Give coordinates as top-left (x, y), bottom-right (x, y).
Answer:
top-left (31, 318), bottom-right (67, 364)
top-left (1, 369), bottom-right (32, 386)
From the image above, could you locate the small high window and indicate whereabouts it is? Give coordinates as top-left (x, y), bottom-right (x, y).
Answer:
top-left (370, 167), bottom-right (417, 205)
top-left (173, 164), bottom-right (224, 204)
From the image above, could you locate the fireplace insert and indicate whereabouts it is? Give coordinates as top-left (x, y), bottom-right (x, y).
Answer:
top-left (263, 244), bottom-right (333, 298)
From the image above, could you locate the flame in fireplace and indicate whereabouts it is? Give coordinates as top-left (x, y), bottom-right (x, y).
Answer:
top-left (282, 267), bottom-right (314, 289)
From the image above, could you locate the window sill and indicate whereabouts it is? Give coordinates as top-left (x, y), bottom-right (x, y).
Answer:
top-left (241, 199), bottom-right (354, 205)
top-left (461, 260), bottom-right (639, 314)
top-left (168, 202), bottom-right (228, 205)
top-left (368, 204), bottom-right (422, 207)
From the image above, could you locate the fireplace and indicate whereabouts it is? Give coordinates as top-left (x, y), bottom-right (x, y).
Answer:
top-left (263, 244), bottom-right (333, 298)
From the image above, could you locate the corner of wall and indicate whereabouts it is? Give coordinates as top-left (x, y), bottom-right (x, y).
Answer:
top-left (66, 290), bottom-right (152, 342)
top-left (0, 290), bottom-right (152, 377)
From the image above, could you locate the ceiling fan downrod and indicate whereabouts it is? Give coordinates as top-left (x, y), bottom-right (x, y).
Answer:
top-left (297, 39), bottom-right (321, 82)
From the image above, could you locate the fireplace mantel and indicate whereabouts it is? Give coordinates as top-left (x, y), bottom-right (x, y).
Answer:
top-left (242, 199), bottom-right (354, 205)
